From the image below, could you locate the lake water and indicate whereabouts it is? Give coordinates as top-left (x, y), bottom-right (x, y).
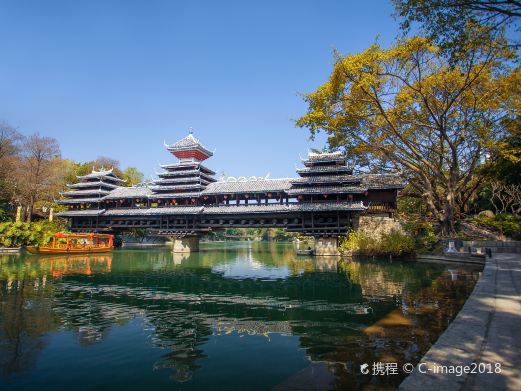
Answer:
top-left (0, 242), bottom-right (481, 390)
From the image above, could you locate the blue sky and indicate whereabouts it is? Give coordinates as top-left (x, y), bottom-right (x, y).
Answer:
top-left (0, 0), bottom-right (399, 179)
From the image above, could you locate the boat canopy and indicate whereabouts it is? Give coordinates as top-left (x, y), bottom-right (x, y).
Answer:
top-left (53, 232), bottom-right (113, 240)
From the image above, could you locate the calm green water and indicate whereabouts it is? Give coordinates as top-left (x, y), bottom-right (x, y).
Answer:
top-left (0, 242), bottom-right (481, 390)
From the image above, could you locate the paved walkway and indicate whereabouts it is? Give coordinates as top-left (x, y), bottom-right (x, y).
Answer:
top-left (400, 253), bottom-right (521, 391)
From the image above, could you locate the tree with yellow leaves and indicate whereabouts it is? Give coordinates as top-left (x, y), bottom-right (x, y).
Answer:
top-left (297, 36), bottom-right (519, 235)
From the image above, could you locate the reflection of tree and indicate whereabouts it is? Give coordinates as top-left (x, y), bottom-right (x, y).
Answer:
top-left (305, 264), bottom-right (482, 391)
top-left (0, 275), bottom-right (57, 375)
top-left (52, 290), bottom-right (115, 347)
top-left (339, 258), bottom-right (443, 298)
top-left (151, 312), bottom-right (210, 382)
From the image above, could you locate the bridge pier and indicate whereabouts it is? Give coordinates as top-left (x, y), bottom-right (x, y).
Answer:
top-left (314, 237), bottom-right (340, 256)
top-left (172, 236), bottom-right (200, 253)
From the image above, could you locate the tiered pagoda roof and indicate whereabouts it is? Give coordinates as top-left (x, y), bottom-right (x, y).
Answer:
top-left (57, 168), bottom-right (125, 209)
top-left (151, 132), bottom-right (217, 200)
top-left (289, 151), bottom-right (404, 197)
top-left (302, 151), bottom-right (348, 166)
top-left (289, 151), bottom-right (361, 197)
top-left (164, 132), bottom-right (213, 161)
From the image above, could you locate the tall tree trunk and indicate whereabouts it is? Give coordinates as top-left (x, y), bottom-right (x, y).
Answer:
top-left (26, 197), bottom-right (34, 222)
top-left (440, 189), bottom-right (456, 237)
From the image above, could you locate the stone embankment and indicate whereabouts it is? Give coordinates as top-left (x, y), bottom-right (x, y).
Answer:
top-left (400, 253), bottom-right (521, 391)
top-left (0, 247), bottom-right (22, 254)
top-left (445, 240), bottom-right (521, 255)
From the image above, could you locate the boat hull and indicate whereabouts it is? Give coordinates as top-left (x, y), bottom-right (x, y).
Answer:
top-left (26, 246), bottom-right (113, 255)
top-left (296, 250), bottom-right (314, 256)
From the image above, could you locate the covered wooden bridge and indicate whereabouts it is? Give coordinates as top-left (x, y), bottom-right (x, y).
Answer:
top-left (56, 132), bottom-right (404, 255)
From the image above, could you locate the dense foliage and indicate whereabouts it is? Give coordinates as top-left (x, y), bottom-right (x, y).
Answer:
top-left (0, 221), bottom-right (65, 247)
top-left (403, 221), bottom-right (439, 252)
top-left (393, 0), bottom-right (520, 55)
top-left (339, 230), bottom-right (416, 257)
top-left (469, 213), bottom-right (521, 240)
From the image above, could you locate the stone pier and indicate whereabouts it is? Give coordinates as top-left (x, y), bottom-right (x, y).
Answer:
top-left (314, 237), bottom-right (340, 256)
top-left (172, 236), bottom-right (200, 253)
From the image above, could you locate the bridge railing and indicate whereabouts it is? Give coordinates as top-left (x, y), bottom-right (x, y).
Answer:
top-left (367, 202), bottom-right (396, 213)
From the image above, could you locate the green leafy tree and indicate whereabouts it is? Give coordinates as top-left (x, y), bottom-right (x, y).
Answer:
top-left (122, 166), bottom-right (144, 186)
top-left (393, 0), bottom-right (520, 53)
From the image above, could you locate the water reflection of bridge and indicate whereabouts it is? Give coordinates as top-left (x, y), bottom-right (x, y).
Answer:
top-left (44, 251), bottom-right (396, 382)
top-left (1, 247), bottom-right (480, 388)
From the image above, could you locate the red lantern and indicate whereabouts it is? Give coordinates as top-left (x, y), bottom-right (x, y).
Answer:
top-left (245, 194), bottom-right (249, 199)
top-left (267, 193), bottom-right (272, 198)
top-left (224, 195), bottom-right (228, 200)
top-left (298, 195), bottom-right (303, 201)
top-left (323, 194), bottom-right (328, 198)
top-left (191, 198), bottom-right (196, 204)
top-left (348, 194), bottom-right (353, 200)
top-left (203, 196), bottom-right (208, 200)
top-left (364, 191), bottom-right (368, 197)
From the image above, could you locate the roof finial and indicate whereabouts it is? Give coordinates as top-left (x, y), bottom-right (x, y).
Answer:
top-left (188, 127), bottom-right (193, 135)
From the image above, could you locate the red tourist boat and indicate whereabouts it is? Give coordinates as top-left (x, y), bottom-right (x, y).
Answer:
top-left (26, 232), bottom-right (114, 255)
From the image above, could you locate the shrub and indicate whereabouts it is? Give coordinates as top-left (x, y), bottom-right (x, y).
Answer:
top-left (469, 213), bottom-right (521, 240)
top-left (339, 229), bottom-right (415, 257)
top-left (0, 221), bottom-right (65, 247)
top-left (403, 220), bottom-right (439, 252)
top-left (478, 210), bottom-right (495, 218)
